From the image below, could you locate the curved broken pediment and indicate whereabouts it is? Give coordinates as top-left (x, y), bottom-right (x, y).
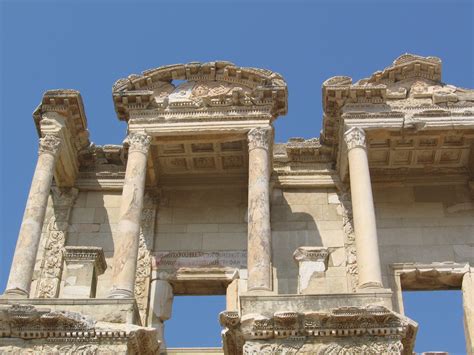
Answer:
top-left (112, 61), bottom-right (288, 122)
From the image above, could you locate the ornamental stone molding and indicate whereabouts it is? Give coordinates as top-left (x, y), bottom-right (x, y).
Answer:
top-left (293, 246), bottom-right (330, 263)
top-left (63, 246), bottom-right (107, 275)
top-left (124, 132), bottom-right (152, 154)
top-left (343, 127), bottom-right (366, 151)
top-left (0, 304), bottom-right (160, 354)
top-left (35, 187), bottom-right (78, 299)
top-left (38, 134), bottom-right (62, 156)
top-left (112, 61), bottom-right (288, 122)
top-left (220, 305), bottom-right (417, 355)
top-left (247, 127), bottom-right (273, 151)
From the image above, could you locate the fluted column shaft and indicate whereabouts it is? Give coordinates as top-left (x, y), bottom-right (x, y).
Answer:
top-left (247, 127), bottom-right (273, 291)
top-left (109, 132), bottom-right (151, 299)
top-left (344, 127), bottom-right (383, 289)
top-left (5, 135), bottom-right (62, 297)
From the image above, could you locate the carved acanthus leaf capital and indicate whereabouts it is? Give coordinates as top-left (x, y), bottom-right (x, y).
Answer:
top-left (124, 132), bottom-right (152, 154)
top-left (344, 127), bottom-right (366, 151)
top-left (248, 127), bottom-right (273, 151)
top-left (39, 135), bottom-right (62, 156)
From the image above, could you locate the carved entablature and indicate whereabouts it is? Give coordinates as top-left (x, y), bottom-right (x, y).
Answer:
top-left (77, 144), bottom-right (126, 183)
top-left (32, 89), bottom-right (91, 187)
top-left (272, 138), bottom-right (335, 187)
top-left (0, 304), bottom-right (160, 354)
top-left (112, 61), bottom-right (288, 122)
top-left (322, 54), bottom-right (474, 154)
top-left (33, 89), bottom-right (90, 151)
top-left (320, 54), bottom-right (474, 183)
top-left (220, 306), bottom-right (417, 355)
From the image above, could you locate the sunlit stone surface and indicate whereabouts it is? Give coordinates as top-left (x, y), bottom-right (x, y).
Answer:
top-left (1, 55), bottom-right (474, 354)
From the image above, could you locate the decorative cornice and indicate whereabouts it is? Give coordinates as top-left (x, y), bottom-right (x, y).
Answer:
top-left (38, 135), bottom-right (62, 156)
top-left (124, 132), bottom-right (152, 154)
top-left (33, 89), bottom-right (90, 151)
top-left (0, 304), bottom-right (160, 353)
top-left (367, 53), bottom-right (442, 85)
top-left (247, 127), bottom-right (273, 151)
top-left (112, 61), bottom-right (288, 121)
top-left (343, 127), bottom-right (366, 151)
top-left (63, 246), bottom-right (107, 275)
top-left (220, 305), bottom-right (417, 354)
top-left (293, 247), bottom-right (329, 263)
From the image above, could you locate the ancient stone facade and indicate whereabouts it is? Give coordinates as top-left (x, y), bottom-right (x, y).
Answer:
top-left (1, 54), bottom-right (473, 354)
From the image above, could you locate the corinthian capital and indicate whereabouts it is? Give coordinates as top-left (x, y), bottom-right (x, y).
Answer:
top-left (125, 132), bottom-right (151, 154)
top-left (344, 127), bottom-right (366, 151)
top-left (38, 135), bottom-right (62, 156)
top-left (247, 127), bottom-right (273, 151)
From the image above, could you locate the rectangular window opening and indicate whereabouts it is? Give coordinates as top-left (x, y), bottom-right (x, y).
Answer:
top-left (402, 290), bottom-right (466, 354)
top-left (165, 295), bottom-right (226, 350)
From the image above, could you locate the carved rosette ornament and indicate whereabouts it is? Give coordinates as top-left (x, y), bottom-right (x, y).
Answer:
top-left (248, 127), bottom-right (273, 151)
top-left (125, 132), bottom-right (152, 154)
top-left (38, 134), bottom-right (62, 156)
top-left (343, 127), bottom-right (366, 151)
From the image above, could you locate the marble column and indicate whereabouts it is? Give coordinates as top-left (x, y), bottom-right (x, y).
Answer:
top-left (343, 127), bottom-right (383, 289)
top-left (462, 269), bottom-right (474, 355)
top-left (5, 135), bottom-right (62, 297)
top-left (247, 127), bottom-right (273, 291)
top-left (109, 132), bottom-right (151, 298)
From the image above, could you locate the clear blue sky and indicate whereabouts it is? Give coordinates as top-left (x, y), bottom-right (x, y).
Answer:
top-left (1, 0), bottom-right (472, 352)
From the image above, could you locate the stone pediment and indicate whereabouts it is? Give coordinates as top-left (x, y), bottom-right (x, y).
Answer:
top-left (323, 54), bottom-right (474, 117)
top-left (112, 61), bottom-right (288, 122)
top-left (321, 54), bottom-right (474, 150)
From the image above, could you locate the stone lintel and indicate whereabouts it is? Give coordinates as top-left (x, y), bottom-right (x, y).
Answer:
top-left (391, 262), bottom-right (470, 290)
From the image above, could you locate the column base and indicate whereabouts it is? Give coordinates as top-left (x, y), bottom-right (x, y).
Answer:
top-left (108, 288), bottom-right (134, 299)
top-left (358, 281), bottom-right (384, 290)
top-left (2, 288), bottom-right (29, 299)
